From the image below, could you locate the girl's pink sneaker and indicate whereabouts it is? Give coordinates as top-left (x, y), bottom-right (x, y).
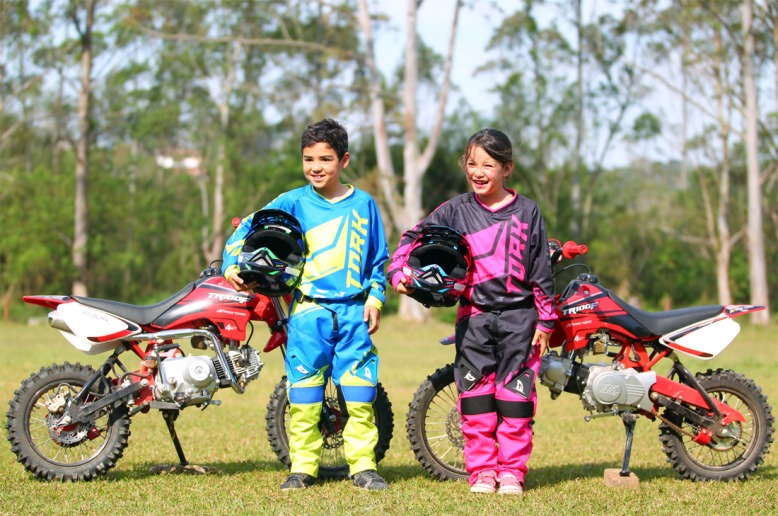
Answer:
top-left (470, 470), bottom-right (498, 494)
top-left (498, 473), bottom-right (524, 496)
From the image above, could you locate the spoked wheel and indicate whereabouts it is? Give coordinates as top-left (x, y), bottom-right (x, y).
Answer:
top-left (659, 368), bottom-right (775, 481)
top-left (6, 362), bottom-right (131, 481)
top-left (265, 375), bottom-right (394, 480)
top-left (406, 364), bottom-right (467, 481)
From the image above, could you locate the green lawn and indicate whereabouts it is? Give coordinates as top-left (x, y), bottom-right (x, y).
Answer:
top-left (0, 318), bottom-right (776, 515)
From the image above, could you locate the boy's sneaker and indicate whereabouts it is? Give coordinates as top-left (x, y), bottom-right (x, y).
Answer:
top-left (498, 473), bottom-right (524, 496)
top-left (280, 473), bottom-right (317, 491)
top-left (470, 470), bottom-right (498, 494)
top-left (352, 470), bottom-right (389, 491)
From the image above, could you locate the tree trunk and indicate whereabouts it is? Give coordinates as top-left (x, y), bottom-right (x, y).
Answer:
top-left (202, 41), bottom-right (240, 263)
top-left (679, 0), bottom-right (690, 190)
top-left (713, 29), bottom-right (733, 306)
top-left (572, 0), bottom-right (583, 239)
top-left (356, 0), bottom-right (400, 227)
top-left (357, 0), bottom-right (461, 321)
top-left (397, 0), bottom-right (427, 321)
top-left (72, 0), bottom-right (96, 297)
top-left (741, 0), bottom-right (770, 324)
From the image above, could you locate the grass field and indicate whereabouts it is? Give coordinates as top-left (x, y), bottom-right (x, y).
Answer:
top-left (0, 317), bottom-right (776, 515)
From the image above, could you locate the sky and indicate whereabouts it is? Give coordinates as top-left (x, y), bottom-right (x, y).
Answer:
top-left (367, 0), bottom-right (775, 169)
top-left (367, 0), bottom-right (648, 167)
top-left (372, 0), bottom-right (514, 117)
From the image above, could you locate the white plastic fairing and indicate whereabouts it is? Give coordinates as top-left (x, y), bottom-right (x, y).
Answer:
top-left (56, 303), bottom-right (140, 353)
top-left (660, 317), bottom-right (740, 360)
top-left (59, 330), bottom-right (123, 355)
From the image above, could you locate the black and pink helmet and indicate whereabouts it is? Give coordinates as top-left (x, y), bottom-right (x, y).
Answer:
top-left (403, 226), bottom-right (471, 307)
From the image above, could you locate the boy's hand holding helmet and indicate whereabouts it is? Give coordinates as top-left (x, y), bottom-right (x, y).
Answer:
top-left (236, 209), bottom-right (306, 297)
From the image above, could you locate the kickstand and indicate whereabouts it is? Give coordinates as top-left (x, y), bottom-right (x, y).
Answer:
top-left (162, 409), bottom-right (189, 466)
top-left (619, 413), bottom-right (637, 477)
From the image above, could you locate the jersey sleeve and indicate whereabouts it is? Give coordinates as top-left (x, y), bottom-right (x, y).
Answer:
top-left (364, 198), bottom-right (389, 309)
top-left (527, 206), bottom-right (557, 332)
top-left (222, 214), bottom-right (253, 279)
top-left (221, 193), bottom-right (297, 279)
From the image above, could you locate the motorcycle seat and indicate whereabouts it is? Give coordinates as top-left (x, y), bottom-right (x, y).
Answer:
top-left (609, 292), bottom-right (723, 336)
top-left (73, 282), bottom-right (197, 326)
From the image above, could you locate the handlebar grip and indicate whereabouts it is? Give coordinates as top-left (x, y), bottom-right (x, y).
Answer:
top-left (562, 241), bottom-right (588, 259)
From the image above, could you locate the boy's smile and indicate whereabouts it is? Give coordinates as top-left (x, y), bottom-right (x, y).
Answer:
top-left (303, 142), bottom-right (350, 200)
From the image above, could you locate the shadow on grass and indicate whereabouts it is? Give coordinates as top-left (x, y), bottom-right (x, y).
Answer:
top-left (379, 462), bottom-right (778, 486)
top-left (527, 462), bottom-right (672, 487)
top-left (108, 458), bottom-right (287, 481)
top-left (376, 462), bottom-right (671, 486)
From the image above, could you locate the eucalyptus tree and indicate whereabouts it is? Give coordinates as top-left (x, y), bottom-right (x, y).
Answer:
top-left (643, 0), bottom-right (773, 317)
top-left (739, 0), bottom-right (770, 323)
top-left (480, 0), bottom-right (578, 234)
top-left (1, 0), bottom-right (104, 297)
top-left (122, 0), bottom-right (363, 268)
top-left (481, 0), bottom-right (659, 241)
top-left (356, 0), bottom-right (463, 320)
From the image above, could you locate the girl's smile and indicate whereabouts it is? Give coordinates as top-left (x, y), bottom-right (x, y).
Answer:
top-left (464, 146), bottom-right (514, 208)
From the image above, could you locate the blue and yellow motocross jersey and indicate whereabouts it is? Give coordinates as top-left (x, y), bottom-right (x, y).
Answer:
top-left (223, 184), bottom-right (389, 309)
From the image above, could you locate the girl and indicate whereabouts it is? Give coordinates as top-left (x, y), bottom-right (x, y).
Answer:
top-left (389, 129), bottom-right (556, 496)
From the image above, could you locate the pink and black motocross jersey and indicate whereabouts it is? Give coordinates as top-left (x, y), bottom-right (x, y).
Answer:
top-left (389, 190), bottom-right (557, 330)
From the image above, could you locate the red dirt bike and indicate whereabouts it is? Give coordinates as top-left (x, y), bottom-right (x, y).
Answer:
top-left (406, 240), bottom-right (774, 482)
top-left (7, 266), bottom-right (393, 481)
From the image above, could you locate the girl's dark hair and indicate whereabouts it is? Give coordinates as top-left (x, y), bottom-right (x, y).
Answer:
top-left (301, 118), bottom-right (348, 159)
top-left (458, 128), bottom-right (513, 169)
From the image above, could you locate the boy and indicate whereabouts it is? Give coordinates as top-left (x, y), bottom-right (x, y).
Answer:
top-left (222, 118), bottom-right (390, 491)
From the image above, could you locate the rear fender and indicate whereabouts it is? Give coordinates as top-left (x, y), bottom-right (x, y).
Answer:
top-left (723, 305), bottom-right (765, 318)
top-left (22, 295), bottom-right (72, 310)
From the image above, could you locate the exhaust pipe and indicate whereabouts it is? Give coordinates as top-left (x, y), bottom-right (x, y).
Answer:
top-left (48, 311), bottom-right (73, 334)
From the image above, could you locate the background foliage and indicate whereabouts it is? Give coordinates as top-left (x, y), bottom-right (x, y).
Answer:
top-left (1, 0), bottom-right (776, 320)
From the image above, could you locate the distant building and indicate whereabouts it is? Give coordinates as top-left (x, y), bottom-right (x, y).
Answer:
top-left (156, 149), bottom-right (204, 177)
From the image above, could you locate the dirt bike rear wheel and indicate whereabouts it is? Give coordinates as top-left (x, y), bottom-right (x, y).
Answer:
top-left (6, 362), bottom-right (131, 481)
top-left (406, 364), bottom-right (467, 481)
top-left (265, 375), bottom-right (394, 480)
top-left (659, 368), bottom-right (774, 481)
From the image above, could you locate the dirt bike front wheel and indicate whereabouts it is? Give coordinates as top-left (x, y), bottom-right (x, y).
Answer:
top-left (265, 375), bottom-right (394, 480)
top-left (6, 362), bottom-right (132, 481)
top-left (406, 364), bottom-right (468, 481)
top-left (659, 368), bottom-right (775, 481)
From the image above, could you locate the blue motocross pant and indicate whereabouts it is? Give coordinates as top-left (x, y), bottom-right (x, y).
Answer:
top-left (284, 296), bottom-right (379, 477)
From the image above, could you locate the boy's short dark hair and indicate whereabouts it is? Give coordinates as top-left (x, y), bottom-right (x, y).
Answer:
top-left (301, 118), bottom-right (348, 159)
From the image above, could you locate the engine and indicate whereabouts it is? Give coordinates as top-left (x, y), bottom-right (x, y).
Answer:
top-left (540, 352), bottom-right (656, 413)
top-left (580, 365), bottom-right (656, 413)
top-left (154, 346), bottom-right (263, 407)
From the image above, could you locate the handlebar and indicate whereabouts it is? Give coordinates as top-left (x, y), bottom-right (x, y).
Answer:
top-left (548, 239), bottom-right (588, 265)
top-left (561, 241), bottom-right (588, 259)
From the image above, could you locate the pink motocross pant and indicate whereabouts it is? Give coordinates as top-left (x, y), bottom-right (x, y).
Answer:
top-left (454, 306), bottom-right (542, 486)
top-left (458, 351), bottom-right (540, 485)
